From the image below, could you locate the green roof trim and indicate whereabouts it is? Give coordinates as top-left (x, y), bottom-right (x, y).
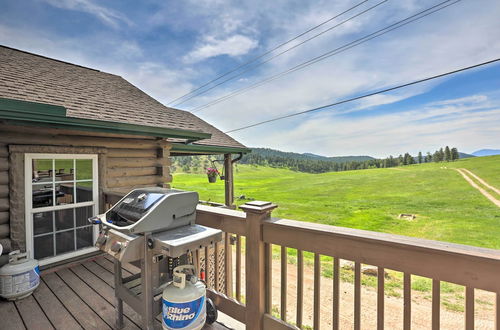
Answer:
top-left (0, 98), bottom-right (211, 140)
top-left (171, 142), bottom-right (251, 155)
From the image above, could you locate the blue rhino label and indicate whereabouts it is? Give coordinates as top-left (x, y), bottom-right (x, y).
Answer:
top-left (162, 296), bottom-right (205, 329)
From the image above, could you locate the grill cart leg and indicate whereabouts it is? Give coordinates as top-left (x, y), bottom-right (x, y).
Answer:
top-left (114, 260), bottom-right (124, 329)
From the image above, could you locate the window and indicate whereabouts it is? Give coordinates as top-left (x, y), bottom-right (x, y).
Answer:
top-left (26, 154), bottom-right (98, 264)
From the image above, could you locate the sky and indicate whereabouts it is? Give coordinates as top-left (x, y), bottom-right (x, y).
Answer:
top-left (0, 0), bottom-right (499, 158)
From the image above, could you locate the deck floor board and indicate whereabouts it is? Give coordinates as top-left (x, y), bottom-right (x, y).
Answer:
top-left (15, 294), bottom-right (54, 330)
top-left (0, 255), bottom-right (230, 330)
top-left (0, 300), bottom-right (25, 330)
top-left (32, 280), bottom-right (83, 330)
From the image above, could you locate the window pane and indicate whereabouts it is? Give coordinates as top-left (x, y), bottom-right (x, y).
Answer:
top-left (32, 183), bottom-right (54, 208)
top-left (75, 206), bottom-right (93, 227)
top-left (55, 182), bottom-right (74, 205)
top-left (55, 159), bottom-right (74, 181)
top-left (34, 235), bottom-right (54, 259)
top-left (55, 208), bottom-right (74, 231)
top-left (76, 159), bottom-right (92, 180)
top-left (56, 230), bottom-right (75, 255)
top-left (33, 211), bottom-right (53, 235)
top-left (76, 182), bottom-right (93, 203)
top-left (32, 159), bottom-right (53, 183)
top-left (76, 227), bottom-right (93, 249)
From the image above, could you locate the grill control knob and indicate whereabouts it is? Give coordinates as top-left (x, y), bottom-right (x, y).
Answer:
top-left (96, 234), bottom-right (107, 246)
top-left (110, 241), bottom-right (122, 253)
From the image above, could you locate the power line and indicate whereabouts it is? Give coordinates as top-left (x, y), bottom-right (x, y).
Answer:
top-left (167, 0), bottom-right (370, 106)
top-left (170, 0), bottom-right (388, 107)
top-left (224, 57), bottom-right (500, 133)
top-left (192, 0), bottom-right (460, 113)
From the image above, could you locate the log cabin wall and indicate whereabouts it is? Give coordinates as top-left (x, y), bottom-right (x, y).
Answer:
top-left (0, 123), bottom-right (172, 257)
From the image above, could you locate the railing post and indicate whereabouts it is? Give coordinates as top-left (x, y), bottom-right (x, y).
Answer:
top-left (240, 201), bottom-right (278, 330)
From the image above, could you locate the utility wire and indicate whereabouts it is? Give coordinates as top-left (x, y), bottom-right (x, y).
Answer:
top-left (224, 57), bottom-right (500, 133)
top-left (170, 0), bottom-right (388, 107)
top-left (192, 0), bottom-right (460, 113)
top-left (167, 0), bottom-right (370, 106)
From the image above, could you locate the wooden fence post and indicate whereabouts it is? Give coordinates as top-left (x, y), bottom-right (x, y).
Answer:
top-left (240, 201), bottom-right (277, 330)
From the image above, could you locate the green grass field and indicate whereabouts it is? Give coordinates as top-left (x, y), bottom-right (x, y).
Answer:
top-left (173, 155), bottom-right (500, 249)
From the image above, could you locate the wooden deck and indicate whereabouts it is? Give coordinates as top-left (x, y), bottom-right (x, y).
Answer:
top-left (0, 255), bottom-right (230, 330)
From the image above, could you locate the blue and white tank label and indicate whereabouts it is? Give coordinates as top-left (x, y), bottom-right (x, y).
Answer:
top-left (162, 296), bottom-right (205, 329)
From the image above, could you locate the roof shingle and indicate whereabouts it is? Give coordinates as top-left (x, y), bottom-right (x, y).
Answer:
top-left (0, 46), bottom-right (246, 150)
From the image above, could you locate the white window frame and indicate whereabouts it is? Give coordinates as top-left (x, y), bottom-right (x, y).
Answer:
top-left (25, 153), bottom-right (99, 266)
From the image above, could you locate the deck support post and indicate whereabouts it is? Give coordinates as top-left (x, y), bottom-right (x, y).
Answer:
top-left (240, 201), bottom-right (277, 330)
top-left (224, 153), bottom-right (234, 208)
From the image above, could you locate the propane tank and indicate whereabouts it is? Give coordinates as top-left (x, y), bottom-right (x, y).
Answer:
top-left (162, 265), bottom-right (206, 330)
top-left (0, 251), bottom-right (40, 300)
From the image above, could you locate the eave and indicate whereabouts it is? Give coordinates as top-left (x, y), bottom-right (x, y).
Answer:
top-left (0, 97), bottom-right (211, 141)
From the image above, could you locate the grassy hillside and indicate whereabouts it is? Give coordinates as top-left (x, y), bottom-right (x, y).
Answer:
top-left (173, 155), bottom-right (500, 249)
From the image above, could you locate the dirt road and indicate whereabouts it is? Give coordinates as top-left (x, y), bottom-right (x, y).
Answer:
top-left (455, 168), bottom-right (500, 207)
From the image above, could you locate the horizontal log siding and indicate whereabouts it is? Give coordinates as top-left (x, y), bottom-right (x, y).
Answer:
top-left (0, 144), bottom-right (8, 246)
top-left (0, 124), bottom-right (173, 253)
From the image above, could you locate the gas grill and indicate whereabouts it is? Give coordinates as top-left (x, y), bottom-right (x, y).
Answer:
top-left (90, 188), bottom-right (222, 329)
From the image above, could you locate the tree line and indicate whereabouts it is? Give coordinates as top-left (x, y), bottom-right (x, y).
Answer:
top-left (238, 146), bottom-right (462, 173)
top-left (171, 146), bottom-right (463, 175)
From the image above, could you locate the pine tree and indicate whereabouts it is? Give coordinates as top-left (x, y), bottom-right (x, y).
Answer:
top-left (418, 151), bottom-right (423, 164)
top-left (444, 146), bottom-right (451, 162)
top-left (451, 147), bottom-right (459, 161)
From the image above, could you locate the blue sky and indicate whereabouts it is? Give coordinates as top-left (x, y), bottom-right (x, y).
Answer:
top-left (1, 0), bottom-right (499, 157)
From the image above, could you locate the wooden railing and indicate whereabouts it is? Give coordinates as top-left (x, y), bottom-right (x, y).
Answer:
top-left (196, 201), bottom-right (500, 330)
top-left (104, 193), bottom-right (500, 329)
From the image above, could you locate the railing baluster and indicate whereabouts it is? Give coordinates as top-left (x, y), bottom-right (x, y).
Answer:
top-left (296, 250), bottom-right (303, 328)
top-left (377, 267), bottom-right (384, 330)
top-left (281, 246), bottom-right (287, 321)
top-left (496, 292), bottom-right (500, 330)
top-left (333, 258), bottom-right (340, 330)
top-left (236, 234), bottom-right (241, 302)
top-left (354, 262), bottom-right (361, 330)
top-left (204, 246), bottom-right (209, 289)
top-left (314, 253), bottom-right (321, 329)
top-left (432, 279), bottom-right (440, 330)
top-left (214, 241), bottom-right (219, 291)
top-left (404, 273), bottom-right (411, 330)
top-left (265, 243), bottom-right (272, 313)
top-left (465, 287), bottom-right (474, 330)
top-left (225, 232), bottom-right (233, 296)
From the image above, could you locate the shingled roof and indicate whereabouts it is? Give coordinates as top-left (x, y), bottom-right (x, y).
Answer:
top-left (0, 45), bottom-right (248, 153)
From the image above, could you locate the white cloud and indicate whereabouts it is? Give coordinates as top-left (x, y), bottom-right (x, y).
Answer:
top-left (183, 35), bottom-right (258, 63)
top-left (229, 93), bottom-right (500, 157)
top-left (42, 0), bottom-right (132, 28)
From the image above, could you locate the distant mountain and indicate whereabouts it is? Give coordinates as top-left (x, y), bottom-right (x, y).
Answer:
top-left (246, 148), bottom-right (374, 163)
top-left (459, 152), bottom-right (476, 159)
top-left (471, 149), bottom-right (500, 157)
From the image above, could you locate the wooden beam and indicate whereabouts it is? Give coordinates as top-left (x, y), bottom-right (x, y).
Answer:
top-left (206, 289), bottom-right (246, 324)
top-left (196, 205), bottom-right (246, 236)
top-left (0, 185), bottom-right (8, 198)
top-left (0, 224), bottom-right (10, 238)
top-left (241, 202), bottom-right (278, 330)
top-left (106, 175), bottom-right (166, 188)
top-left (1, 131), bottom-right (160, 149)
top-left (0, 211), bottom-right (8, 224)
top-left (107, 157), bottom-right (170, 168)
top-left (107, 148), bottom-right (157, 158)
top-left (0, 158), bottom-right (8, 171)
top-left (263, 314), bottom-right (298, 330)
top-left (107, 167), bottom-right (158, 178)
top-left (224, 153), bottom-right (234, 208)
top-left (0, 172), bottom-right (7, 185)
top-left (0, 198), bottom-right (8, 212)
top-left (0, 145), bottom-right (8, 157)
